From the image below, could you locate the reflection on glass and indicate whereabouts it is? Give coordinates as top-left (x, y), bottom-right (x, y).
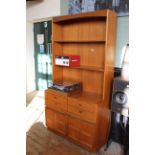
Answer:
top-left (38, 78), bottom-right (47, 90)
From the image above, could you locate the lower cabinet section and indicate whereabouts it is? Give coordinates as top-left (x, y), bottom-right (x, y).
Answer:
top-left (45, 108), bottom-right (97, 150)
top-left (45, 108), bottom-right (68, 136)
top-left (68, 117), bottom-right (96, 148)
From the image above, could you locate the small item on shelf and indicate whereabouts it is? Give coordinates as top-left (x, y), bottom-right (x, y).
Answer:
top-left (55, 55), bottom-right (80, 67)
top-left (48, 81), bottom-right (82, 93)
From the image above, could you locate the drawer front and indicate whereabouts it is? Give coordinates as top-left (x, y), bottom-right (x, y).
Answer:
top-left (68, 117), bottom-right (95, 148)
top-left (68, 98), bottom-right (97, 113)
top-left (45, 108), bottom-right (68, 136)
top-left (45, 108), bottom-right (55, 129)
top-left (45, 92), bottom-right (67, 112)
top-left (68, 105), bottom-right (97, 123)
top-left (54, 112), bottom-right (68, 135)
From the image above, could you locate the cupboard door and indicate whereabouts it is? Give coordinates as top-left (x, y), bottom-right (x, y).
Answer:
top-left (45, 108), bottom-right (55, 129)
top-left (68, 117), bottom-right (96, 148)
top-left (54, 112), bottom-right (68, 135)
top-left (68, 117), bottom-right (80, 142)
top-left (45, 108), bottom-right (68, 136)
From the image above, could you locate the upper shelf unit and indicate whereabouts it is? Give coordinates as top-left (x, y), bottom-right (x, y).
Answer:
top-left (52, 10), bottom-right (117, 90)
top-left (52, 10), bottom-right (109, 23)
top-left (52, 15), bottom-right (107, 42)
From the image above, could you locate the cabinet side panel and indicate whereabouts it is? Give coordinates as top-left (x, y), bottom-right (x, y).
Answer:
top-left (104, 11), bottom-right (117, 69)
top-left (52, 42), bottom-right (63, 82)
top-left (52, 23), bottom-right (62, 41)
top-left (97, 104), bottom-right (111, 147)
top-left (52, 22), bottom-right (63, 82)
top-left (99, 11), bottom-right (116, 147)
top-left (98, 70), bottom-right (114, 147)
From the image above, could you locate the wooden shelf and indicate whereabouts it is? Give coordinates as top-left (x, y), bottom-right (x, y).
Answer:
top-left (54, 40), bottom-right (106, 43)
top-left (71, 65), bottom-right (104, 72)
top-left (49, 10), bottom-right (117, 152)
top-left (55, 65), bottom-right (104, 72)
top-left (52, 10), bottom-right (112, 23)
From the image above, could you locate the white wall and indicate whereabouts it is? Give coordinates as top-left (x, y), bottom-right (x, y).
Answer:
top-left (26, 22), bottom-right (35, 93)
top-left (115, 16), bottom-right (129, 67)
top-left (26, 0), bottom-right (61, 94)
top-left (60, 0), bottom-right (69, 15)
top-left (26, 0), bottom-right (60, 21)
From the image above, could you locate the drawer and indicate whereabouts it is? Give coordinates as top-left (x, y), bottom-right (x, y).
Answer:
top-left (68, 98), bottom-right (97, 113)
top-left (45, 91), bottom-right (67, 113)
top-left (68, 105), bottom-right (97, 123)
top-left (45, 108), bottom-right (68, 136)
top-left (45, 108), bottom-right (55, 129)
top-left (68, 117), bottom-right (96, 148)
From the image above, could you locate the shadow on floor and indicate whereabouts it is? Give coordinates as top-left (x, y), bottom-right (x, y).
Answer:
top-left (26, 122), bottom-right (94, 155)
top-left (26, 122), bottom-right (124, 155)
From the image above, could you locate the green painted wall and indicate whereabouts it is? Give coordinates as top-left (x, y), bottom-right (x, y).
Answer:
top-left (60, 0), bottom-right (129, 67)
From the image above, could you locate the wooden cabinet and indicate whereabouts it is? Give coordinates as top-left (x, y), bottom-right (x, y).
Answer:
top-left (68, 117), bottom-right (96, 148)
top-left (45, 108), bottom-right (68, 136)
top-left (45, 89), bottom-right (68, 113)
top-left (68, 92), bottom-right (99, 123)
top-left (45, 10), bottom-right (117, 152)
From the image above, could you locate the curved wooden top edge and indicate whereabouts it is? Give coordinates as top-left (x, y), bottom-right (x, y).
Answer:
top-left (52, 9), bottom-right (116, 23)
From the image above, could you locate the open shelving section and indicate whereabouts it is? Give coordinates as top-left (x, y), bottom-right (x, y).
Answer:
top-left (45, 10), bottom-right (117, 152)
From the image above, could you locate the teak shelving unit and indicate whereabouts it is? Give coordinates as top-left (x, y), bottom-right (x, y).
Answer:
top-left (45, 10), bottom-right (117, 152)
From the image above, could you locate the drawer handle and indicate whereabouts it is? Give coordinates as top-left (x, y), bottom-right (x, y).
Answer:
top-left (78, 110), bottom-right (82, 113)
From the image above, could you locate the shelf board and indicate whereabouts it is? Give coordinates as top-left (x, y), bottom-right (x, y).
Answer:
top-left (53, 40), bottom-right (105, 43)
top-left (72, 65), bottom-right (104, 72)
top-left (56, 65), bottom-right (104, 72)
top-left (52, 10), bottom-right (110, 23)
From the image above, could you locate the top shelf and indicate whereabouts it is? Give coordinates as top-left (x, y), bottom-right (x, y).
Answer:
top-left (52, 10), bottom-right (116, 23)
top-left (53, 40), bottom-right (106, 43)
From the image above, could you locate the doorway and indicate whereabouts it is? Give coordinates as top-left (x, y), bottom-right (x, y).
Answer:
top-left (34, 21), bottom-right (52, 90)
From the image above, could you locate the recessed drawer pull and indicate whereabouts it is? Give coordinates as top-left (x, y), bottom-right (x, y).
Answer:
top-left (79, 110), bottom-right (82, 113)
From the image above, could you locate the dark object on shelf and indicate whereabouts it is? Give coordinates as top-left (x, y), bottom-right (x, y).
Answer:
top-left (48, 82), bottom-right (82, 93)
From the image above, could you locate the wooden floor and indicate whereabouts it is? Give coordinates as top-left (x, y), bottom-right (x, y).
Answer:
top-left (26, 91), bottom-right (124, 155)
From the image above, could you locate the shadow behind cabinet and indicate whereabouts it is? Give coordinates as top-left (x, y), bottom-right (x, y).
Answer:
top-left (45, 10), bottom-right (117, 152)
